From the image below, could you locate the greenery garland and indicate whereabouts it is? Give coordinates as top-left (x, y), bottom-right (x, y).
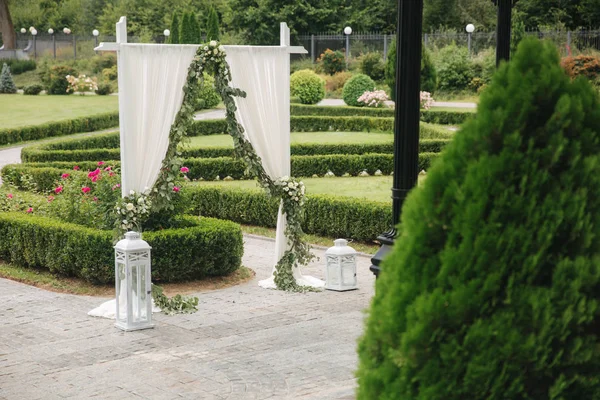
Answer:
top-left (133, 40), bottom-right (315, 292)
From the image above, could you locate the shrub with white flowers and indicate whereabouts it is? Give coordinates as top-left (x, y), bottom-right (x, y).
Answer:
top-left (420, 91), bottom-right (435, 110)
top-left (66, 74), bottom-right (98, 94)
top-left (357, 90), bottom-right (389, 108)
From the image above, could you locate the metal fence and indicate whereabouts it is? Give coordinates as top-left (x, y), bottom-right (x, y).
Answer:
top-left (298, 29), bottom-right (600, 62)
top-left (1, 33), bottom-right (147, 60)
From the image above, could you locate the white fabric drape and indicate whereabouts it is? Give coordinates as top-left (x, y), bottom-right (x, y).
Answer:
top-left (225, 46), bottom-right (324, 289)
top-left (225, 47), bottom-right (290, 267)
top-left (118, 44), bottom-right (198, 196)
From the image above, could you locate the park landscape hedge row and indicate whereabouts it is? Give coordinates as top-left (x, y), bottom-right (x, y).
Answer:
top-left (7, 152), bottom-right (440, 187)
top-left (290, 104), bottom-right (474, 125)
top-left (0, 112), bottom-right (119, 146)
top-left (0, 212), bottom-right (243, 284)
top-left (21, 139), bottom-right (450, 162)
top-left (186, 186), bottom-right (391, 242)
top-left (0, 105), bottom-right (469, 147)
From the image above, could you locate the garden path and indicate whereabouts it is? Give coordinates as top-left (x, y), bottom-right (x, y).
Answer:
top-left (0, 234), bottom-right (375, 400)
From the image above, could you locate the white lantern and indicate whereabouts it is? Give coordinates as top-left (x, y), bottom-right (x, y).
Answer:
top-left (325, 239), bottom-right (358, 291)
top-left (114, 231), bottom-right (154, 331)
top-left (92, 29), bottom-right (99, 37)
top-left (163, 29), bottom-right (170, 37)
top-left (48, 28), bottom-right (54, 35)
top-left (20, 28), bottom-right (26, 34)
top-left (344, 26), bottom-right (352, 35)
top-left (466, 24), bottom-right (475, 33)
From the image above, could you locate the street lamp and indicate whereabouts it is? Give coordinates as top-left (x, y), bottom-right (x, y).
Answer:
top-left (31, 28), bottom-right (37, 60)
top-left (163, 29), bottom-right (170, 43)
top-left (370, 0), bottom-right (424, 278)
top-left (48, 28), bottom-right (56, 59)
top-left (92, 29), bottom-right (99, 48)
top-left (344, 26), bottom-right (352, 60)
top-left (466, 24), bottom-right (475, 55)
top-left (20, 28), bottom-right (26, 34)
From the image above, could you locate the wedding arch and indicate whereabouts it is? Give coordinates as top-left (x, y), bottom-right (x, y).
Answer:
top-left (96, 17), bottom-right (324, 291)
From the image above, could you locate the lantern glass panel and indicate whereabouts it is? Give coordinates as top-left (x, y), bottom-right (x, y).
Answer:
top-left (130, 264), bottom-right (141, 323)
top-left (139, 264), bottom-right (148, 321)
top-left (116, 262), bottom-right (127, 323)
top-left (341, 256), bottom-right (356, 286)
top-left (327, 256), bottom-right (340, 285)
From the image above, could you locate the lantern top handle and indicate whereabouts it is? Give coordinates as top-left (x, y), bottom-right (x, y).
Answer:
top-left (125, 231), bottom-right (140, 240)
top-left (334, 238), bottom-right (348, 247)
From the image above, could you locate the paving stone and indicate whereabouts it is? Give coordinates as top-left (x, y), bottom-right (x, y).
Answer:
top-left (0, 211), bottom-right (376, 399)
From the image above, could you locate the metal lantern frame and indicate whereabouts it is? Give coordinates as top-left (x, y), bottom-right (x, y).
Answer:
top-left (114, 231), bottom-right (154, 331)
top-left (325, 239), bottom-right (358, 291)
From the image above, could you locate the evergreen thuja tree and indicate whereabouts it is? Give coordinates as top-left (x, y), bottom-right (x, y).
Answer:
top-left (206, 7), bottom-right (220, 41)
top-left (0, 63), bottom-right (17, 94)
top-left (192, 14), bottom-right (201, 44)
top-left (179, 12), bottom-right (195, 44)
top-left (357, 38), bottom-right (600, 400)
top-left (169, 13), bottom-right (180, 44)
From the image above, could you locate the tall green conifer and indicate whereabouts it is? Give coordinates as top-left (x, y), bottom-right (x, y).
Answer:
top-left (169, 13), bottom-right (180, 44)
top-left (358, 38), bottom-right (600, 400)
top-left (206, 8), bottom-right (220, 41)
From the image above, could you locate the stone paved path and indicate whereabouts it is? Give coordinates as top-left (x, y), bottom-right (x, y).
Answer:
top-left (0, 235), bottom-right (375, 400)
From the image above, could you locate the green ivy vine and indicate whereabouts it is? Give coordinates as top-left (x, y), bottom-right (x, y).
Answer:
top-left (149, 40), bottom-right (314, 292)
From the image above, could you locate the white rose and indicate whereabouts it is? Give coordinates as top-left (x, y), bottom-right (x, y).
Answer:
top-left (130, 190), bottom-right (135, 195)
top-left (122, 220), bottom-right (128, 224)
top-left (288, 182), bottom-right (294, 188)
top-left (204, 46), bottom-right (208, 50)
top-left (126, 203), bottom-right (134, 211)
top-left (213, 49), bottom-right (218, 55)
top-left (209, 40), bottom-right (217, 47)
top-left (283, 187), bottom-right (289, 191)
top-left (218, 45), bottom-right (225, 52)
top-left (294, 197), bottom-right (298, 201)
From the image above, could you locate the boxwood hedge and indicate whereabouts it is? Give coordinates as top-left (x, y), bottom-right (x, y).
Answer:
top-left (186, 186), bottom-right (391, 242)
top-left (7, 152), bottom-right (440, 186)
top-left (22, 139), bottom-right (450, 162)
top-left (0, 213), bottom-right (242, 284)
top-left (290, 104), bottom-right (474, 125)
top-left (0, 112), bottom-right (119, 146)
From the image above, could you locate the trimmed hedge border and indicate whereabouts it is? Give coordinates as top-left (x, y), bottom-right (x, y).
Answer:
top-left (0, 213), bottom-right (243, 284)
top-left (7, 152), bottom-right (440, 186)
top-left (186, 186), bottom-right (391, 242)
top-left (22, 138), bottom-right (450, 162)
top-left (0, 112), bottom-right (120, 146)
top-left (290, 104), bottom-right (474, 125)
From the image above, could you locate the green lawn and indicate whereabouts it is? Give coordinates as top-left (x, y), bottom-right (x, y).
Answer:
top-left (190, 175), bottom-right (429, 203)
top-left (185, 131), bottom-right (395, 148)
top-left (0, 94), bottom-right (118, 129)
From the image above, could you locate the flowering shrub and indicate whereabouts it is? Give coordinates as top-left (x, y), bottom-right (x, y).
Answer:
top-left (420, 91), bottom-right (435, 110)
top-left (357, 90), bottom-right (389, 108)
top-left (66, 74), bottom-right (98, 94)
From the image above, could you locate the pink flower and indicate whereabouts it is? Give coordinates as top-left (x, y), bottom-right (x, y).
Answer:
top-left (26, 207), bottom-right (33, 213)
top-left (98, 161), bottom-right (105, 166)
top-left (6, 193), bottom-right (13, 199)
top-left (93, 196), bottom-right (98, 202)
top-left (88, 168), bottom-right (100, 178)
top-left (109, 172), bottom-right (115, 177)
top-left (91, 175), bottom-right (99, 183)
top-left (112, 184), bottom-right (120, 191)
top-left (180, 167), bottom-right (189, 173)
top-left (73, 165), bottom-right (80, 171)
top-left (61, 173), bottom-right (70, 179)
top-left (173, 186), bottom-right (180, 193)
top-left (54, 186), bottom-right (63, 194)
top-left (104, 166), bottom-right (112, 171)
top-left (47, 195), bottom-right (55, 202)
top-left (81, 187), bottom-right (91, 193)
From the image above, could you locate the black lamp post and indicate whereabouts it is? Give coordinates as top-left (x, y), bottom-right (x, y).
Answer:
top-left (492, 0), bottom-right (518, 66)
top-left (369, 0), bottom-right (423, 278)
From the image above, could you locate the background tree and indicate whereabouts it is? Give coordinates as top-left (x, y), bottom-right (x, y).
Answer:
top-left (179, 12), bottom-right (194, 44)
top-left (358, 38), bottom-right (600, 399)
top-left (386, 42), bottom-right (437, 101)
top-left (206, 7), bottom-right (220, 41)
top-left (169, 12), bottom-right (180, 44)
top-left (423, 0), bottom-right (460, 31)
top-left (0, 0), bottom-right (16, 49)
top-left (191, 12), bottom-right (200, 43)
